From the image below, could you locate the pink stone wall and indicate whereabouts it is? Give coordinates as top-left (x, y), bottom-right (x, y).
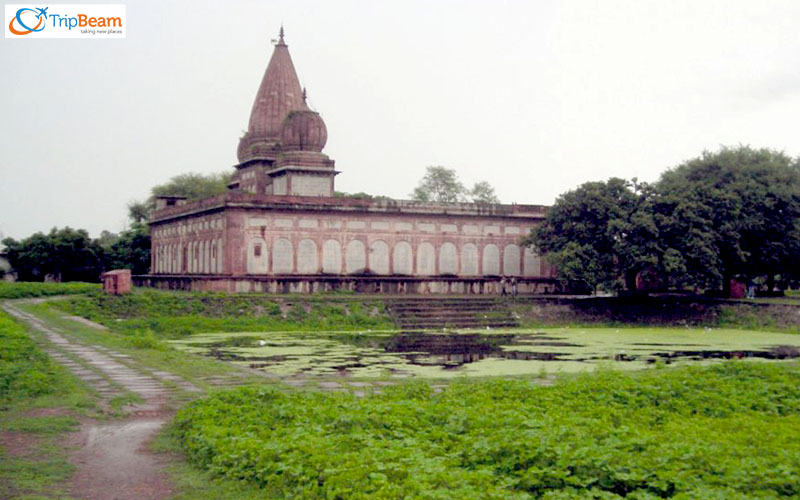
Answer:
top-left (134, 274), bottom-right (561, 295)
top-left (150, 201), bottom-right (554, 280)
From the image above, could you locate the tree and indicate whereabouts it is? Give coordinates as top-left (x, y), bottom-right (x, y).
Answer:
top-left (129, 172), bottom-right (233, 223)
top-left (524, 178), bottom-right (656, 292)
top-left (127, 201), bottom-right (150, 224)
top-left (101, 222), bottom-right (151, 275)
top-left (151, 172), bottom-right (231, 201)
top-left (411, 166), bottom-right (500, 204)
top-left (412, 166), bottom-right (465, 203)
top-left (653, 145), bottom-right (800, 292)
top-left (527, 145), bottom-right (800, 295)
top-left (468, 181), bottom-right (500, 204)
top-left (2, 227), bottom-right (104, 282)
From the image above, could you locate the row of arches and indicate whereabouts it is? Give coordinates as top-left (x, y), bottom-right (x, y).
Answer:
top-left (245, 238), bottom-right (544, 277)
top-left (154, 239), bottom-right (223, 274)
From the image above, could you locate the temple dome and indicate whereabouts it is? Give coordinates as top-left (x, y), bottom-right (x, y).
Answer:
top-left (237, 27), bottom-right (306, 162)
top-left (280, 109), bottom-right (327, 152)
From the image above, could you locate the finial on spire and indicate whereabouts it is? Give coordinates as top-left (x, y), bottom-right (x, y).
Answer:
top-left (279, 25), bottom-right (285, 44)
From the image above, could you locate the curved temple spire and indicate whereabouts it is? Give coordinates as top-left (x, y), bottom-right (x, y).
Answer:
top-left (238, 26), bottom-right (308, 162)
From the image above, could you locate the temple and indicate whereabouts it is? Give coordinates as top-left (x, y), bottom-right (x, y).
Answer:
top-left (142, 29), bottom-right (558, 294)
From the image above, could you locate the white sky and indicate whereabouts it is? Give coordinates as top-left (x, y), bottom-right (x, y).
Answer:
top-left (2, 0), bottom-right (799, 240)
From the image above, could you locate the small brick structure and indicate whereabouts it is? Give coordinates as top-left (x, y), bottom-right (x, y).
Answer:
top-left (102, 269), bottom-right (132, 295)
top-left (729, 279), bottom-right (746, 299)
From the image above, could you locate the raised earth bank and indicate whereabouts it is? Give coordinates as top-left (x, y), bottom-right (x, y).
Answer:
top-left (509, 294), bottom-right (800, 331)
top-left (52, 289), bottom-right (800, 334)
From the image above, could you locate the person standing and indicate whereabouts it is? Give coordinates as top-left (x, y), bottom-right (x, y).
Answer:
top-left (500, 276), bottom-right (507, 297)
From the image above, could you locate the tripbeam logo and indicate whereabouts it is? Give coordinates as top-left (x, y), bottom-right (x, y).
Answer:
top-left (5, 4), bottom-right (126, 38)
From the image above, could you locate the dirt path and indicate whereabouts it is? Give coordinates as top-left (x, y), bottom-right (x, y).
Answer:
top-left (3, 300), bottom-right (199, 500)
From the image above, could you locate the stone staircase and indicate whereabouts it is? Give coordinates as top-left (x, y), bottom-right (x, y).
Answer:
top-left (386, 297), bottom-right (518, 330)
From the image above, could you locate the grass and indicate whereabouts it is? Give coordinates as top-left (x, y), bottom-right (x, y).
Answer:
top-left (150, 430), bottom-right (270, 500)
top-left (0, 309), bottom-right (95, 499)
top-left (52, 289), bottom-right (395, 338)
top-left (3, 415), bottom-right (81, 434)
top-left (0, 281), bottom-right (100, 299)
top-left (108, 393), bottom-right (146, 412)
top-left (7, 291), bottom-right (800, 499)
top-left (173, 362), bottom-right (800, 500)
top-left (19, 302), bottom-right (271, 393)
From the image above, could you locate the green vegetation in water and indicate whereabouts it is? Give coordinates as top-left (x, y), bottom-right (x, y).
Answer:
top-left (169, 327), bottom-right (800, 379)
top-left (0, 310), bottom-right (95, 499)
top-left (0, 281), bottom-right (100, 299)
top-left (174, 362), bottom-right (800, 499)
top-left (53, 289), bottom-right (395, 338)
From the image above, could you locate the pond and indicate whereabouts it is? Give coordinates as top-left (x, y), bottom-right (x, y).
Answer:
top-left (168, 327), bottom-right (800, 379)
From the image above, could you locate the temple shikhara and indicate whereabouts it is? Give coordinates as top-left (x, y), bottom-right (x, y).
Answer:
top-left (143, 28), bottom-right (558, 294)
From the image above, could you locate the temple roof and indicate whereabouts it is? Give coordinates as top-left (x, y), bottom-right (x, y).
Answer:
top-left (238, 27), bottom-right (309, 162)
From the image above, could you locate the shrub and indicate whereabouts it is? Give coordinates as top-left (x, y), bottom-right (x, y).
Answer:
top-left (174, 362), bottom-right (800, 499)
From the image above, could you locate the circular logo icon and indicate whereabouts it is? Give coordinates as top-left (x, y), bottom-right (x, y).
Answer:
top-left (8, 8), bottom-right (46, 35)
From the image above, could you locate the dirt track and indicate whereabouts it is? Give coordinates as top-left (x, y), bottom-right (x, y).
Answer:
top-left (3, 301), bottom-right (199, 500)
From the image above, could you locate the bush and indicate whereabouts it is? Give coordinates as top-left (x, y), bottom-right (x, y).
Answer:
top-left (174, 362), bottom-right (800, 499)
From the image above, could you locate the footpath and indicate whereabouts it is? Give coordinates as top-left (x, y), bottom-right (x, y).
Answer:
top-left (3, 299), bottom-right (200, 500)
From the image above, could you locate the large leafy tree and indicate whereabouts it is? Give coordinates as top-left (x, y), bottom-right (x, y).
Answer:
top-left (524, 178), bottom-right (657, 292)
top-left (2, 227), bottom-right (104, 282)
top-left (97, 223), bottom-right (151, 275)
top-left (653, 146), bottom-right (800, 292)
top-left (411, 166), bottom-right (500, 204)
top-left (529, 145), bottom-right (800, 294)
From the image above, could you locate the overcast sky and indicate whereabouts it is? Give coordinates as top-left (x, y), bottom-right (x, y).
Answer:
top-left (2, 0), bottom-right (799, 240)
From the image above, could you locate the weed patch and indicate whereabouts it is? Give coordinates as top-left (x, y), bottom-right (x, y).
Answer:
top-left (0, 311), bottom-right (59, 405)
top-left (0, 281), bottom-right (100, 299)
top-left (53, 289), bottom-right (395, 338)
top-left (0, 310), bottom-right (95, 498)
top-left (175, 362), bottom-right (800, 499)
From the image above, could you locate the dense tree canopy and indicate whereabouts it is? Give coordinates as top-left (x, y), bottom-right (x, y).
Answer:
top-left (98, 222), bottom-right (151, 275)
top-left (525, 178), bottom-right (657, 292)
top-left (654, 146), bottom-right (800, 292)
top-left (527, 146), bottom-right (800, 294)
top-left (2, 222), bottom-right (152, 282)
top-left (2, 227), bottom-right (104, 282)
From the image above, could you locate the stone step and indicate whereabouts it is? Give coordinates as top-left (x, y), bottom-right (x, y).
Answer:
top-left (388, 312), bottom-right (511, 319)
top-left (386, 297), bottom-right (518, 330)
